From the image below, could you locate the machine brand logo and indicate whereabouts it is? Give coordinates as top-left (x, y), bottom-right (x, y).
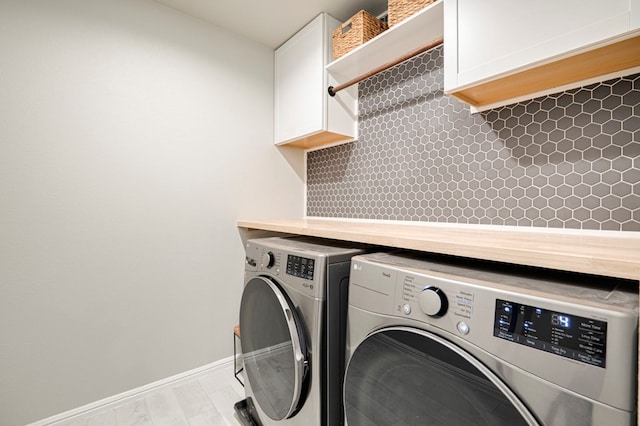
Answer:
top-left (382, 272), bottom-right (391, 278)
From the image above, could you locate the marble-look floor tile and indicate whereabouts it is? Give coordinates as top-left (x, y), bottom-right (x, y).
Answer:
top-left (52, 362), bottom-right (244, 426)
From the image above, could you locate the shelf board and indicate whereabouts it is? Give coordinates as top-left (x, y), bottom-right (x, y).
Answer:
top-left (449, 31), bottom-right (640, 111)
top-left (238, 218), bottom-right (640, 281)
top-left (326, 1), bottom-right (444, 82)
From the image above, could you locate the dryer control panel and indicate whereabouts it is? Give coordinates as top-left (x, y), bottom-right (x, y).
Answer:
top-left (286, 255), bottom-right (315, 280)
top-left (250, 247), bottom-right (322, 297)
top-left (244, 237), bottom-right (367, 300)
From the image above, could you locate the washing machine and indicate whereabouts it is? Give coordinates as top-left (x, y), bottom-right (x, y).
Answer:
top-left (240, 237), bottom-right (367, 426)
top-left (344, 251), bottom-right (638, 426)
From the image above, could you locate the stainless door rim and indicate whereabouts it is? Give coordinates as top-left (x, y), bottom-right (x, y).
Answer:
top-left (252, 276), bottom-right (308, 419)
top-left (344, 326), bottom-right (541, 426)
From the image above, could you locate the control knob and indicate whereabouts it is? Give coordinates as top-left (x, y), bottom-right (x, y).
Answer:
top-left (418, 286), bottom-right (448, 317)
top-left (261, 251), bottom-right (275, 268)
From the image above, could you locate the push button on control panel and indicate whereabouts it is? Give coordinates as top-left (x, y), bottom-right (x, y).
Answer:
top-left (457, 321), bottom-right (470, 335)
top-left (286, 255), bottom-right (315, 280)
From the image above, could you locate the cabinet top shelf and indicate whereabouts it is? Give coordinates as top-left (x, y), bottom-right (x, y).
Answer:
top-left (326, 1), bottom-right (444, 82)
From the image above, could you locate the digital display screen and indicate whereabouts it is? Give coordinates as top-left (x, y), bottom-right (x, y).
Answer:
top-left (494, 299), bottom-right (607, 368)
top-left (286, 255), bottom-right (315, 280)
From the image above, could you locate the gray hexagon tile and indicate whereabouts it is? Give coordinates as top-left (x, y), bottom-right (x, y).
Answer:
top-left (308, 46), bottom-right (640, 231)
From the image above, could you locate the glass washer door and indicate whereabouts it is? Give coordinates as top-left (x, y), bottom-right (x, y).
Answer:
top-left (344, 327), bottom-right (540, 426)
top-left (239, 276), bottom-right (308, 421)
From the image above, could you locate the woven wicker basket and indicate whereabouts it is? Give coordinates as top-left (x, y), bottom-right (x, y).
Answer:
top-left (388, 0), bottom-right (437, 27)
top-left (332, 10), bottom-right (388, 60)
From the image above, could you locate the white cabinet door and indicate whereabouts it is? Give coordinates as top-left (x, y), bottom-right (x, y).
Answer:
top-left (274, 14), bottom-right (325, 145)
top-left (444, 0), bottom-right (640, 109)
top-left (274, 13), bottom-right (357, 148)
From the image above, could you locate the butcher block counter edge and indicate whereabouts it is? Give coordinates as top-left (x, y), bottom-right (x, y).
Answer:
top-left (237, 218), bottom-right (640, 281)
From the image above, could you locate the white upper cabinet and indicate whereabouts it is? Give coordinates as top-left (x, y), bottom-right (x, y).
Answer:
top-left (326, 1), bottom-right (443, 84)
top-left (274, 13), bottom-right (357, 149)
top-left (444, 0), bottom-right (640, 111)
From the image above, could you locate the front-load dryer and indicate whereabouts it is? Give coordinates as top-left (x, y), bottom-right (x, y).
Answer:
top-left (344, 252), bottom-right (638, 426)
top-left (240, 237), bottom-right (367, 426)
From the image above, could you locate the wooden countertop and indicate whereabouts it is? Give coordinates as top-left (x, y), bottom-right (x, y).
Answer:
top-left (238, 219), bottom-right (640, 281)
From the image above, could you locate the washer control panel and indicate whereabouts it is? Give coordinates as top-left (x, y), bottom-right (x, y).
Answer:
top-left (494, 299), bottom-right (607, 368)
top-left (397, 274), bottom-right (474, 322)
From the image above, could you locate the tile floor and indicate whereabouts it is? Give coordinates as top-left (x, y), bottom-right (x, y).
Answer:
top-left (50, 362), bottom-right (245, 426)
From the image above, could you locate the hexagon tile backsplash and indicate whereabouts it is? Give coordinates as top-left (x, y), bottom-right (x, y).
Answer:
top-left (307, 46), bottom-right (640, 231)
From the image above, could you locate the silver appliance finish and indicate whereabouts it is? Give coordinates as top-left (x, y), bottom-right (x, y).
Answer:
top-left (345, 252), bottom-right (638, 425)
top-left (241, 237), bottom-right (366, 426)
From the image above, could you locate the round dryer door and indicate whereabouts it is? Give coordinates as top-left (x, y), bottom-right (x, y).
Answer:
top-left (239, 276), bottom-right (309, 421)
top-left (344, 327), bottom-right (540, 426)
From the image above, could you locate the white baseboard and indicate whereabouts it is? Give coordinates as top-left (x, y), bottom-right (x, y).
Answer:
top-left (28, 356), bottom-right (235, 426)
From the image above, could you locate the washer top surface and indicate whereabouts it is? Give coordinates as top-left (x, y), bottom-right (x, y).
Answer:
top-left (248, 236), bottom-right (370, 257)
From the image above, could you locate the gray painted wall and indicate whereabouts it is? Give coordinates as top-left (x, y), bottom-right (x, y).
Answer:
top-left (0, 1), bottom-right (303, 424)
